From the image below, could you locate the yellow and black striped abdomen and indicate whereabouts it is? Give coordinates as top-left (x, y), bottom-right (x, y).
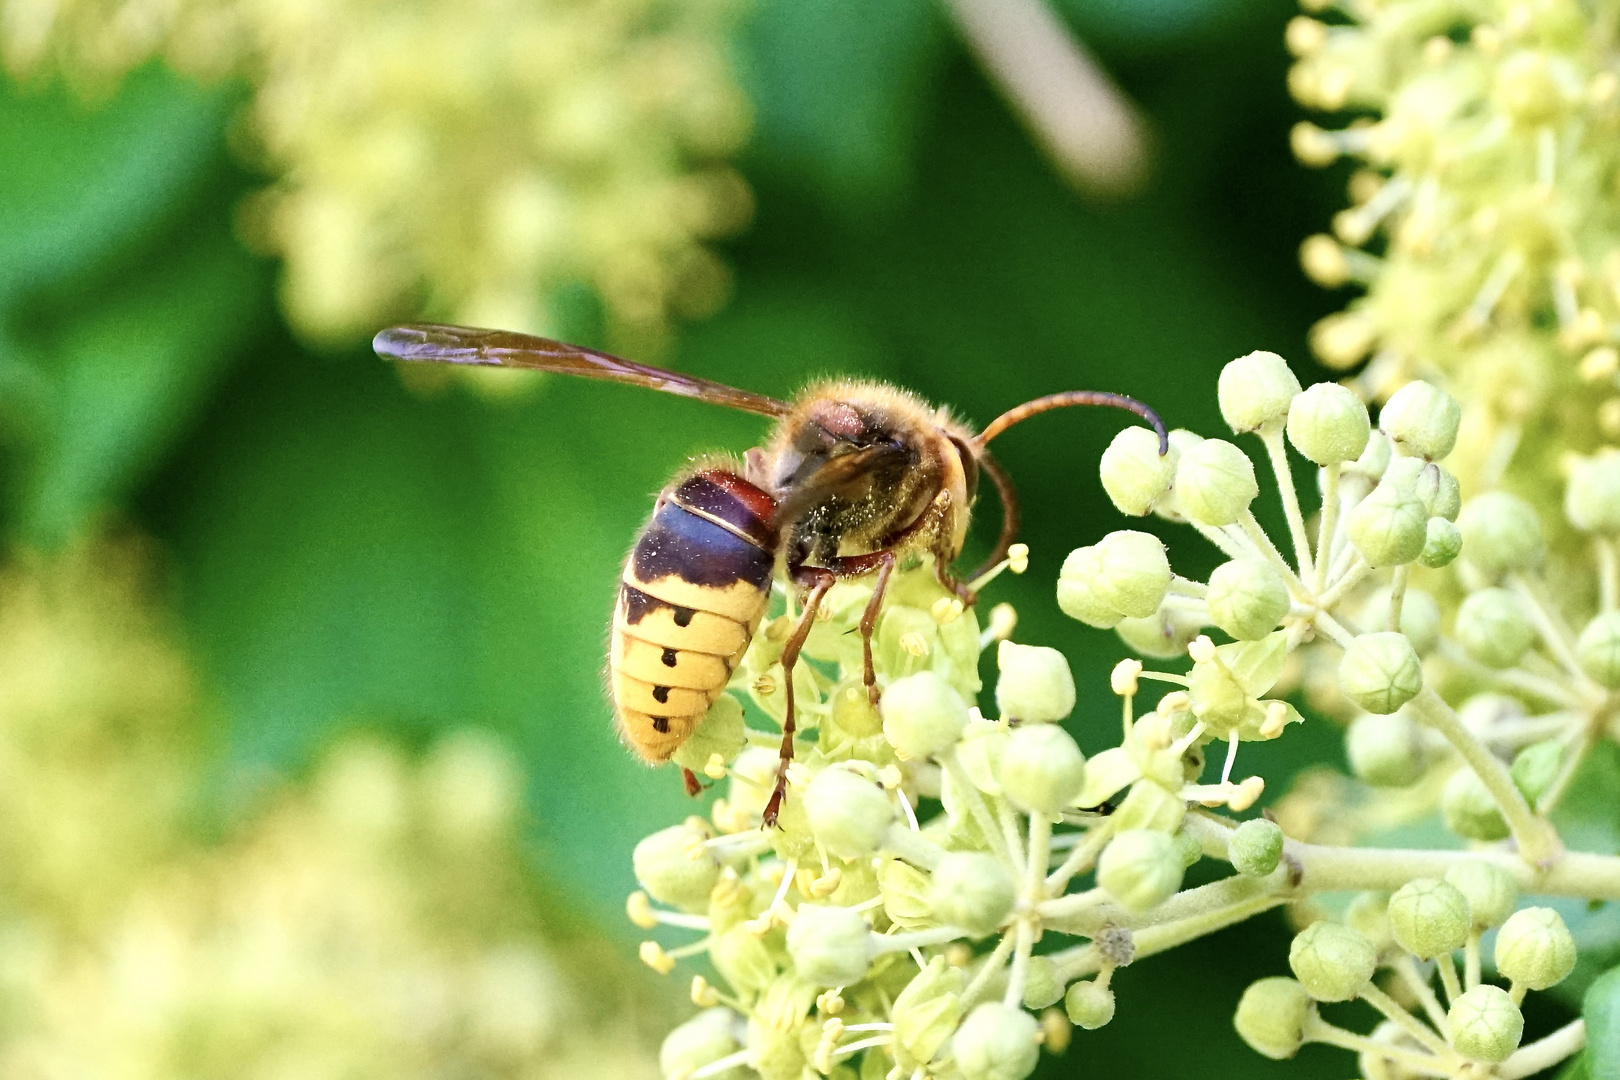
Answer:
top-left (612, 470), bottom-right (778, 761)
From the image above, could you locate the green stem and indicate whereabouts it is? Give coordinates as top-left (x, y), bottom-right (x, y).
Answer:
top-left (1046, 822), bottom-right (1113, 895)
top-left (1498, 1018), bottom-right (1585, 1080)
top-left (961, 928), bottom-right (1017, 1009)
top-left (1361, 982), bottom-right (1455, 1059)
top-left (1239, 510), bottom-right (1310, 598)
top-left (1313, 463), bottom-right (1341, 594)
top-left (1386, 563), bottom-right (1409, 632)
top-left (1599, 537), bottom-right (1619, 613)
top-left (1261, 427), bottom-right (1316, 582)
top-left (1405, 688), bottom-right (1561, 867)
top-left (1305, 1018), bottom-right (1453, 1078)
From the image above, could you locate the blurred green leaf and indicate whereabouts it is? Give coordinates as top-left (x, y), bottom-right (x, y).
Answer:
top-left (1588, 967), bottom-right (1620, 1080)
top-left (0, 65), bottom-right (231, 302)
top-left (738, 0), bottom-right (947, 214)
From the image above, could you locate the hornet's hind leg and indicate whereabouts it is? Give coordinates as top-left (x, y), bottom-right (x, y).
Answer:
top-left (762, 566), bottom-right (835, 828)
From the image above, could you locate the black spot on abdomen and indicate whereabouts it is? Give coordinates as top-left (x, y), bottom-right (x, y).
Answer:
top-left (673, 607), bottom-right (695, 627)
top-left (652, 716), bottom-right (670, 733)
top-left (661, 648), bottom-right (678, 667)
top-left (653, 686), bottom-right (671, 703)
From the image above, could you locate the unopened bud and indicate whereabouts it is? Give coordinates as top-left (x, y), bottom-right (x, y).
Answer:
top-left (954, 1002), bottom-right (1041, 1080)
top-left (1288, 921), bottom-right (1377, 1001)
top-left (1441, 768), bottom-right (1510, 842)
top-left (1456, 588), bottom-right (1535, 668)
top-left (1287, 382), bottom-right (1371, 465)
top-left (1495, 907), bottom-right (1576, 990)
top-left (1444, 862), bottom-right (1518, 931)
top-left (1064, 979), bottom-right (1115, 1030)
top-left (1219, 350), bottom-right (1302, 433)
top-left (1100, 426), bottom-right (1179, 516)
top-left (1000, 723), bottom-right (1087, 817)
top-left (1234, 977), bottom-right (1315, 1059)
top-left (1175, 439), bottom-right (1260, 526)
top-left (711, 924), bottom-right (780, 993)
top-left (660, 1008), bottom-right (745, 1080)
top-left (1207, 559), bottom-right (1291, 640)
top-left (1458, 492), bottom-right (1544, 577)
top-left (1419, 517), bottom-right (1463, 568)
top-left (1114, 604), bottom-right (1206, 659)
top-left (1511, 740), bottom-right (1563, 805)
top-left (1021, 956), bottom-right (1063, 1010)
top-left (1388, 878), bottom-right (1469, 959)
top-left (1092, 530), bottom-right (1173, 618)
top-left (1339, 633), bottom-right (1423, 714)
top-left (1346, 710), bottom-right (1427, 788)
top-left (1567, 451), bottom-right (1620, 532)
top-left (1097, 829), bottom-right (1185, 913)
top-left (1577, 612), bottom-right (1620, 688)
top-left (1361, 586), bottom-right (1440, 656)
top-left (1347, 478), bottom-right (1428, 567)
top-left (1056, 547), bottom-right (1122, 629)
top-left (931, 852), bottom-right (1016, 937)
top-left (785, 906), bottom-right (874, 988)
top-left (805, 764), bottom-right (895, 859)
top-left (882, 672), bottom-right (969, 759)
top-left (892, 956), bottom-right (964, 1069)
top-left (996, 640), bottom-right (1077, 722)
top-left (1448, 985), bottom-right (1524, 1063)
top-left (1380, 380), bottom-right (1460, 460)
top-left (634, 820), bottom-right (722, 912)
top-left (1230, 818), bottom-right (1285, 877)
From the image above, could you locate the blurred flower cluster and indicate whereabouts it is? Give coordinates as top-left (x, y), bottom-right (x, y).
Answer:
top-left (2, 0), bottom-right (751, 348)
top-left (0, 533), bottom-right (659, 1077)
top-left (630, 351), bottom-right (1620, 1080)
top-left (1287, 0), bottom-right (1620, 505)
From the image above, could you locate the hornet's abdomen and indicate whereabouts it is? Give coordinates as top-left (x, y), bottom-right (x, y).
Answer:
top-left (612, 470), bottom-right (778, 761)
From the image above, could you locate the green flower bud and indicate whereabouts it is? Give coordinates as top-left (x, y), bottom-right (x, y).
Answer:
top-left (1234, 977), bottom-right (1315, 1059)
top-left (785, 905), bottom-right (874, 988)
top-left (1567, 451), bottom-right (1620, 532)
top-left (1114, 603), bottom-right (1205, 659)
top-left (1388, 878), bottom-right (1470, 959)
top-left (1495, 907), bottom-right (1576, 991)
top-left (954, 1002), bottom-right (1040, 1080)
top-left (1065, 979), bottom-right (1116, 1030)
top-left (882, 672), bottom-right (970, 759)
top-left (1419, 517), bottom-right (1463, 568)
top-left (1380, 380), bottom-right (1460, 460)
top-left (1511, 740), bottom-right (1563, 806)
top-left (1361, 586), bottom-right (1441, 656)
top-left (1447, 985), bottom-right (1523, 1063)
top-left (1056, 547), bottom-right (1122, 629)
top-left (672, 693), bottom-right (748, 774)
top-left (1112, 778), bottom-right (1187, 834)
top-left (1097, 829), bottom-right (1185, 913)
top-left (1175, 439), bottom-right (1259, 526)
top-left (747, 978), bottom-right (815, 1080)
top-left (1429, 467), bottom-right (1462, 522)
top-left (1172, 828), bottom-right (1203, 868)
top-left (1287, 382), bottom-right (1370, 465)
top-left (1230, 818), bottom-right (1284, 877)
top-left (1493, 49), bottom-right (1571, 125)
top-left (1092, 530), bottom-right (1173, 619)
top-left (999, 723), bottom-right (1087, 817)
top-left (1576, 612), bottom-right (1620, 688)
top-left (1207, 559), bottom-right (1291, 641)
top-left (711, 924), bottom-right (780, 994)
top-left (634, 820), bottom-right (721, 912)
top-left (1022, 956), bottom-right (1063, 1009)
top-left (1443, 862), bottom-right (1518, 931)
top-left (1346, 711), bottom-right (1427, 787)
top-left (1347, 478), bottom-right (1428, 566)
top-left (1346, 892), bottom-right (1393, 951)
top-left (1100, 426), bottom-right (1179, 517)
top-left (892, 957), bottom-right (964, 1070)
top-left (1441, 769), bottom-right (1510, 842)
top-left (1347, 429), bottom-right (1393, 482)
top-left (881, 858), bottom-right (934, 929)
top-left (954, 719), bottom-right (1007, 796)
top-left (1288, 921), bottom-right (1377, 1002)
top-left (931, 852), bottom-right (1016, 937)
top-left (995, 641), bottom-right (1076, 722)
top-left (1219, 350), bottom-right (1302, 433)
top-left (660, 1007), bottom-right (746, 1080)
top-left (805, 764), bottom-right (895, 860)
top-left (1458, 492), bottom-right (1544, 578)
top-left (1339, 633), bottom-right (1423, 714)
top-left (1456, 588), bottom-right (1535, 669)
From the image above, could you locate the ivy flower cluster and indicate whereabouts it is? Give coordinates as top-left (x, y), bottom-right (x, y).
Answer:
top-left (1286, 0), bottom-right (1620, 502)
top-left (631, 351), bottom-right (1620, 1080)
top-left (3, 0), bottom-right (750, 348)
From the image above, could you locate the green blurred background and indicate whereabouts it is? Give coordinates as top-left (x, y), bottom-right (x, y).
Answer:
top-left (0, 0), bottom-right (1392, 1074)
